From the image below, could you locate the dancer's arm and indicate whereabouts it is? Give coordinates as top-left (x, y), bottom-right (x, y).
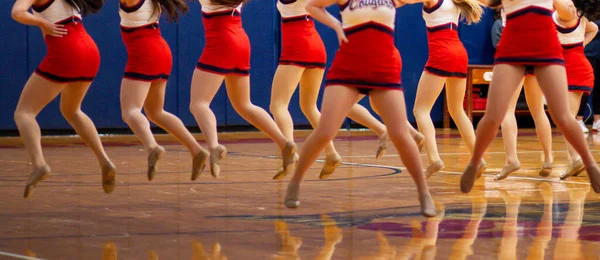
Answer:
top-left (584, 20), bottom-right (599, 46)
top-left (553, 0), bottom-right (577, 25)
top-left (11, 0), bottom-right (67, 37)
top-left (306, 0), bottom-right (348, 44)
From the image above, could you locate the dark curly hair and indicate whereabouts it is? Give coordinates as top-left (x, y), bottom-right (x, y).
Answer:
top-left (65, 0), bottom-right (104, 16)
top-left (210, 0), bottom-right (247, 7)
top-left (573, 0), bottom-right (600, 21)
top-left (152, 0), bottom-right (189, 21)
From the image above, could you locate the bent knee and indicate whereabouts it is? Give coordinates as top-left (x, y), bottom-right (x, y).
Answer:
top-left (121, 109), bottom-right (142, 124)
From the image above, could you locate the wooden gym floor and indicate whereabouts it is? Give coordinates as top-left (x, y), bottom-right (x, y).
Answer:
top-left (0, 129), bottom-right (600, 259)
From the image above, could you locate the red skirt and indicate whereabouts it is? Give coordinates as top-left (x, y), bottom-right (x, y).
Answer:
top-left (495, 8), bottom-right (564, 66)
top-left (279, 16), bottom-right (327, 69)
top-left (564, 44), bottom-right (594, 94)
top-left (121, 23), bottom-right (172, 82)
top-left (424, 24), bottom-right (468, 78)
top-left (325, 22), bottom-right (402, 95)
top-left (35, 17), bottom-right (100, 83)
top-left (197, 10), bottom-right (250, 76)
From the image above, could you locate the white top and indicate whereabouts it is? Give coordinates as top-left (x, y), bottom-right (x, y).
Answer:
top-left (339, 0), bottom-right (396, 29)
top-left (32, 0), bottom-right (81, 24)
top-left (422, 0), bottom-right (460, 28)
top-left (502, 0), bottom-right (553, 15)
top-left (198, 0), bottom-right (242, 13)
top-left (277, 0), bottom-right (308, 18)
top-left (554, 13), bottom-right (587, 45)
top-left (501, 8), bottom-right (506, 26)
top-left (119, 0), bottom-right (160, 27)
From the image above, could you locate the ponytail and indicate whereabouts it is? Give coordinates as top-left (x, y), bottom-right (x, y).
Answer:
top-left (572, 0), bottom-right (600, 21)
top-left (452, 0), bottom-right (484, 24)
top-left (210, 0), bottom-right (247, 7)
top-left (65, 0), bottom-right (104, 16)
top-left (151, 0), bottom-right (189, 22)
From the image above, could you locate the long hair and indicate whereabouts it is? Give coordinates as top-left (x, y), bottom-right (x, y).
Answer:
top-left (572, 0), bottom-right (600, 21)
top-left (210, 0), bottom-right (247, 7)
top-left (64, 0), bottom-right (104, 16)
top-left (452, 0), bottom-right (484, 24)
top-left (487, 0), bottom-right (502, 8)
top-left (151, 0), bottom-right (189, 22)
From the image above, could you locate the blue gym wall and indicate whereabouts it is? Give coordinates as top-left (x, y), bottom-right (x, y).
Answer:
top-left (0, 1), bottom-right (496, 131)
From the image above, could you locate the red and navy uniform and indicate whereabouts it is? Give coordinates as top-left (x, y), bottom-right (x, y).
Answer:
top-left (277, 0), bottom-right (327, 69)
top-left (120, 0), bottom-right (172, 81)
top-left (196, 1), bottom-right (249, 75)
top-left (495, 0), bottom-right (564, 70)
top-left (422, 0), bottom-right (468, 77)
top-left (32, 0), bottom-right (100, 83)
top-left (554, 14), bottom-right (594, 94)
top-left (325, 0), bottom-right (401, 94)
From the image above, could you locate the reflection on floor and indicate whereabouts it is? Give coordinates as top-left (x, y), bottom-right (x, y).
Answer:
top-left (1, 129), bottom-right (600, 259)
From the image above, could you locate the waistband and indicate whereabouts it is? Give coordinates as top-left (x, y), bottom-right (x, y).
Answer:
top-left (562, 42), bottom-right (584, 50)
top-left (202, 9), bottom-right (241, 19)
top-left (56, 16), bottom-right (82, 25)
top-left (121, 23), bottom-right (159, 33)
top-left (426, 23), bottom-right (458, 33)
top-left (505, 6), bottom-right (552, 20)
top-left (282, 15), bottom-right (312, 23)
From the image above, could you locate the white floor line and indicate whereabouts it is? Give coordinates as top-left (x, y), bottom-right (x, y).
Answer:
top-left (440, 170), bottom-right (589, 185)
top-left (341, 149), bottom-right (600, 158)
top-left (0, 251), bottom-right (43, 260)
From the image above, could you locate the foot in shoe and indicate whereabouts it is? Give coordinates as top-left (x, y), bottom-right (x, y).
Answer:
top-left (147, 146), bottom-right (165, 181)
top-left (586, 165), bottom-right (600, 193)
top-left (560, 158), bottom-right (584, 180)
top-left (460, 163), bottom-right (485, 193)
top-left (538, 161), bottom-right (553, 177)
top-left (419, 193), bottom-right (437, 217)
top-left (477, 160), bottom-right (487, 179)
top-left (414, 132), bottom-right (425, 152)
top-left (281, 142), bottom-right (298, 176)
top-left (273, 154), bottom-right (298, 180)
top-left (24, 165), bottom-right (52, 199)
top-left (320, 154), bottom-right (342, 180)
top-left (191, 148), bottom-right (210, 181)
top-left (210, 145), bottom-right (227, 179)
top-left (425, 160), bottom-right (444, 179)
top-left (101, 161), bottom-right (117, 194)
top-left (376, 133), bottom-right (389, 159)
top-left (494, 161), bottom-right (521, 181)
top-left (284, 182), bottom-right (300, 208)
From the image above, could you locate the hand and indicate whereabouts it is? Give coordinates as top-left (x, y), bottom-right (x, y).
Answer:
top-left (334, 23), bottom-right (348, 45)
top-left (40, 20), bottom-right (67, 37)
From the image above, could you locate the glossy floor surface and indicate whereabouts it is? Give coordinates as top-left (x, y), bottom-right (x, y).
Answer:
top-left (1, 129), bottom-right (600, 259)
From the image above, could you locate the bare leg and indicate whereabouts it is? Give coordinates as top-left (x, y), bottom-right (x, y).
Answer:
top-left (189, 69), bottom-right (225, 150)
top-left (300, 69), bottom-right (342, 179)
top-left (224, 75), bottom-right (296, 176)
top-left (535, 65), bottom-right (600, 191)
top-left (526, 183), bottom-right (553, 260)
top-left (120, 78), bottom-right (165, 181)
top-left (498, 190), bottom-right (521, 260)
top-left (446, 77), bottom-right (477, 153)
top-left (269, 65), bottom-right (304, 142)
top-left (461, 64), bottom-right (525, 193)
top-left (523, 77), bottom-right (554, 176)
top-left (14, 74), bottom-right (64, 197)
top-left (285, 86), bottom-right (360, 207)
top-left (61, 81), bottom-right (115, 193)
top-left (370, 89), bottom-right (436, 217)
top-left (497, 82), bottom-right (523, 180)
top-left (413, 72), bottom-right (446, 169)
top-left (144, 81), bottom-right (209, 180)
top-left (560, 92), bottom-right (585, 179)
top-left (349, 95), bottom-right (390, 158)
top-left (189, 70), bottom-right (228, 178)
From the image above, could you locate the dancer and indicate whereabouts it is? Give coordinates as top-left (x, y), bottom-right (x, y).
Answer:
top-left (493, 9), bottom-right (554, 180)
top-left (553, 0), bottom-right (599, 180)
top-left (284, 0), bottom-right (436, 217)
top-left (190, 0), bottom-right (296, 178)
top-left (460, 0), bottom-right (600, 193)
top-left (402, 0), bottom-right (484, 178)
top-left (271, 0), bottom-right (402, 180)
top-left (119, 0), bottom-right (210, 181)
top-left (11, 0), bottom-right (116, 198)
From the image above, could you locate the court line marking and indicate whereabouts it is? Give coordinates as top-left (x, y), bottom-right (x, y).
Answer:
top-left (0, 251), bottom-right (43, 260)
top-left (342, 149), bottom-right (600, 158)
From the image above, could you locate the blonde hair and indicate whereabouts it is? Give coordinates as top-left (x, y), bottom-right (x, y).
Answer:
top-left (452, 0), bottom-right (484, 24)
